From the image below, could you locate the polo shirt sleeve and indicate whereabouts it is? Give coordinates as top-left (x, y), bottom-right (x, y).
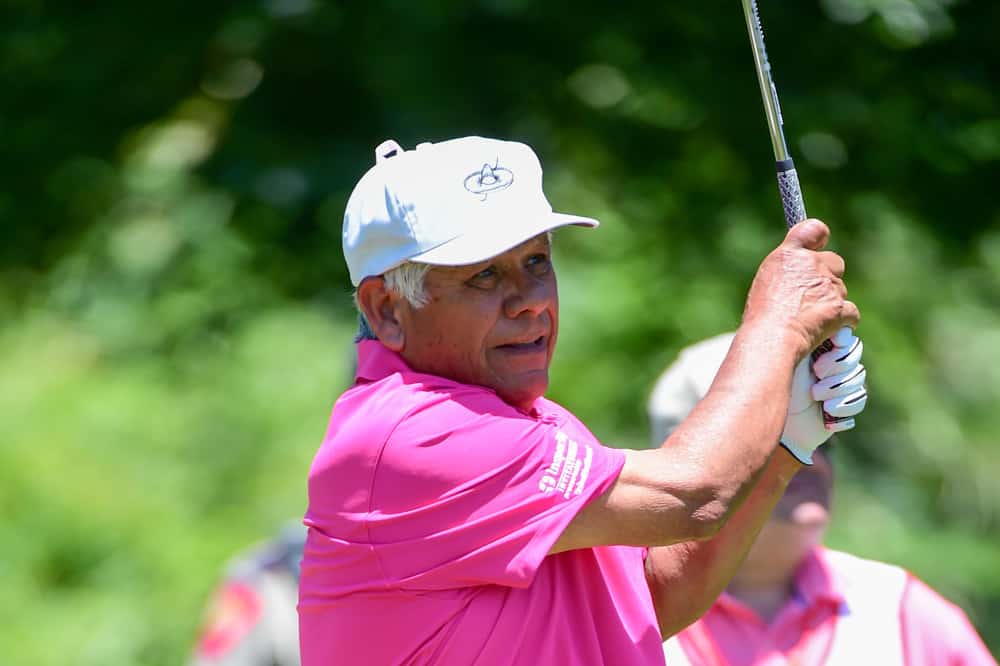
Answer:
top-left (900, 574), bottom-right (998, 665)
top-left (366, 389), bottom-right (625, 591)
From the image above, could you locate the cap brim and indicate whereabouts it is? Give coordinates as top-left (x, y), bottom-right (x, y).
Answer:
top-left (409, 212), bottom-right (599, 267)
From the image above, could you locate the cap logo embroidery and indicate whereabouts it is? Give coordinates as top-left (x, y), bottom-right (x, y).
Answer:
top-left (463, 161), bottom-right (514, 200)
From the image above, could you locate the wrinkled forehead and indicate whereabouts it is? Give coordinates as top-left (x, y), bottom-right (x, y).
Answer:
top-left (425, 232), bottom-right (553, 273)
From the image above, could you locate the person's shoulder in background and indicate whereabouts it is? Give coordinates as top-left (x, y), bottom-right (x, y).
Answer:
top-left (188, 521), bottom-right (305, 666)
top-left (900, 571), bottom-right (998, 666)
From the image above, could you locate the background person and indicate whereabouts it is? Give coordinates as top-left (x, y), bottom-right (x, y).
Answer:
top-left (187, 522), bottom-right (305, 666)
top-left (298, 135), bottom-right (868, 664)
top-left (186, 343), bottom-right (363, 666)
top-left (651, 332), bottom-right (997, 666)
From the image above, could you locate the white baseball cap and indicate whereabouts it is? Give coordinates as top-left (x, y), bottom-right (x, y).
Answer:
top-left (647, 332), bottom-right (736, 447)
top-left (342, 136), bottom-right (600, 286)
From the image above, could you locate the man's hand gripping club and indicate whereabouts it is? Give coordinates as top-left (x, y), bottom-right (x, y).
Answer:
top-left (745, 220), bottom-right (868, 464)
top-left (781, 327), bottom-right (867, 463)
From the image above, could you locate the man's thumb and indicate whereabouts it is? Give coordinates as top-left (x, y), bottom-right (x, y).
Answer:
top-left (784, 219), bottom-right (830, 250)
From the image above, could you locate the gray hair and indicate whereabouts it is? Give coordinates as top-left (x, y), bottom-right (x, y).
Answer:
top-left (355, 261), bottom-right (432, 341)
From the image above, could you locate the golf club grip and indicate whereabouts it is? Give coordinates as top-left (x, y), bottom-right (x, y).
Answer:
top-left (776, 159), bottom-right (807, 229)
top-left (774, 160), bottom-right (854, 429)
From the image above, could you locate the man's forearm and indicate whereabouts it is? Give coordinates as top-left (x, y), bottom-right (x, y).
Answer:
top-left (644, 449), bottom-right (801, 639)
top-left (655, 326), bottom-right (801, 524)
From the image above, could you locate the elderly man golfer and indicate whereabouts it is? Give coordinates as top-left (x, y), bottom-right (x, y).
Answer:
top-left (297, 136), bottom-right (868, 665)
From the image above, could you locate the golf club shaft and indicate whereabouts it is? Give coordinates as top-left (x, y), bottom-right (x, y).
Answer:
top-left (741, 0), bottom-right (855, 429)
top-left (741, 0), bottom-right (807, 229)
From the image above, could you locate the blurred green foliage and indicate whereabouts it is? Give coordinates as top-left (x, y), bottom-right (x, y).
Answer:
top-left (1, 1), bottom-right (998, 663)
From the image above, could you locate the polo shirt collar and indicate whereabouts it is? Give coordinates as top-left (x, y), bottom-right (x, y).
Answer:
top-left (355, 339), bottom-right (412, 382)
top-left (794, 546), bottom-right (847, 607)
top-left (715, 545), bottom-right (845, 617)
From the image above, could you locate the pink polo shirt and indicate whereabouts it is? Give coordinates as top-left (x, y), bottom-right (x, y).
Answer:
top-left (299, 340), bottom-right (665, 665)
top-left (666, 546), bottom-right (997, 666)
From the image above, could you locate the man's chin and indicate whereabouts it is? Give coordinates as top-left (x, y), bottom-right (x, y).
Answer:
top-left (496, 374), bottom-right (549, 411)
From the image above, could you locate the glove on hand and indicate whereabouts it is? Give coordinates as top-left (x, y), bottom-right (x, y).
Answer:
top-left (780, 329), bottom-right (868, 464)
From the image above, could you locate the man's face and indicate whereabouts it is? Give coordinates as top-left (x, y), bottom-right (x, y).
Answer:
top-left (773, 449), bottom-right (834, 525)
top-left (741, 451), bottom-right (834, 576)
top-left (397, 234), bottom-right (558, 410)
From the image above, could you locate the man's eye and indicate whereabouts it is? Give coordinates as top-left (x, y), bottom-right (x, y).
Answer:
top-left (466, 266), bottom-right (497, 286)
top-left (474, 266), bottom-right (496, 280)
top-left (527, 254), bottom-right (551, 272)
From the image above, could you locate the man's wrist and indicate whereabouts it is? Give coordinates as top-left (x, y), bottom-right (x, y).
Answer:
top-left (734, 320), bottom-right (811, 367)
top-left (779, 440), bottom-right (815, 465)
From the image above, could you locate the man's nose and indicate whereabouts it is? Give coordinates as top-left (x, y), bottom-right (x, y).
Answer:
top-left (503, 270), bottom-right (552, 319)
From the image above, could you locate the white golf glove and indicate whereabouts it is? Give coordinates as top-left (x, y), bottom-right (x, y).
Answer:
top-left (780, 328), bottom-right (868, 464)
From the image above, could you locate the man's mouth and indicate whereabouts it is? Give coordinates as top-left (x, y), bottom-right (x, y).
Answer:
top-left (497, 336), bottom-right (547, 351)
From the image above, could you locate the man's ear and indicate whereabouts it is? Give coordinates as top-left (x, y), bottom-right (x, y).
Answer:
top-left (356, 277), bottom-right (405, 351)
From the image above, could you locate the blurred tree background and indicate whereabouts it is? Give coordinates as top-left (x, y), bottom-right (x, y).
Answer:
top-left (1, 0), bottom-right (998, 663)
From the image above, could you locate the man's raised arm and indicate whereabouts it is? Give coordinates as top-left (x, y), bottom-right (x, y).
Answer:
top-left (548, 218), bottom-right (870, 640)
